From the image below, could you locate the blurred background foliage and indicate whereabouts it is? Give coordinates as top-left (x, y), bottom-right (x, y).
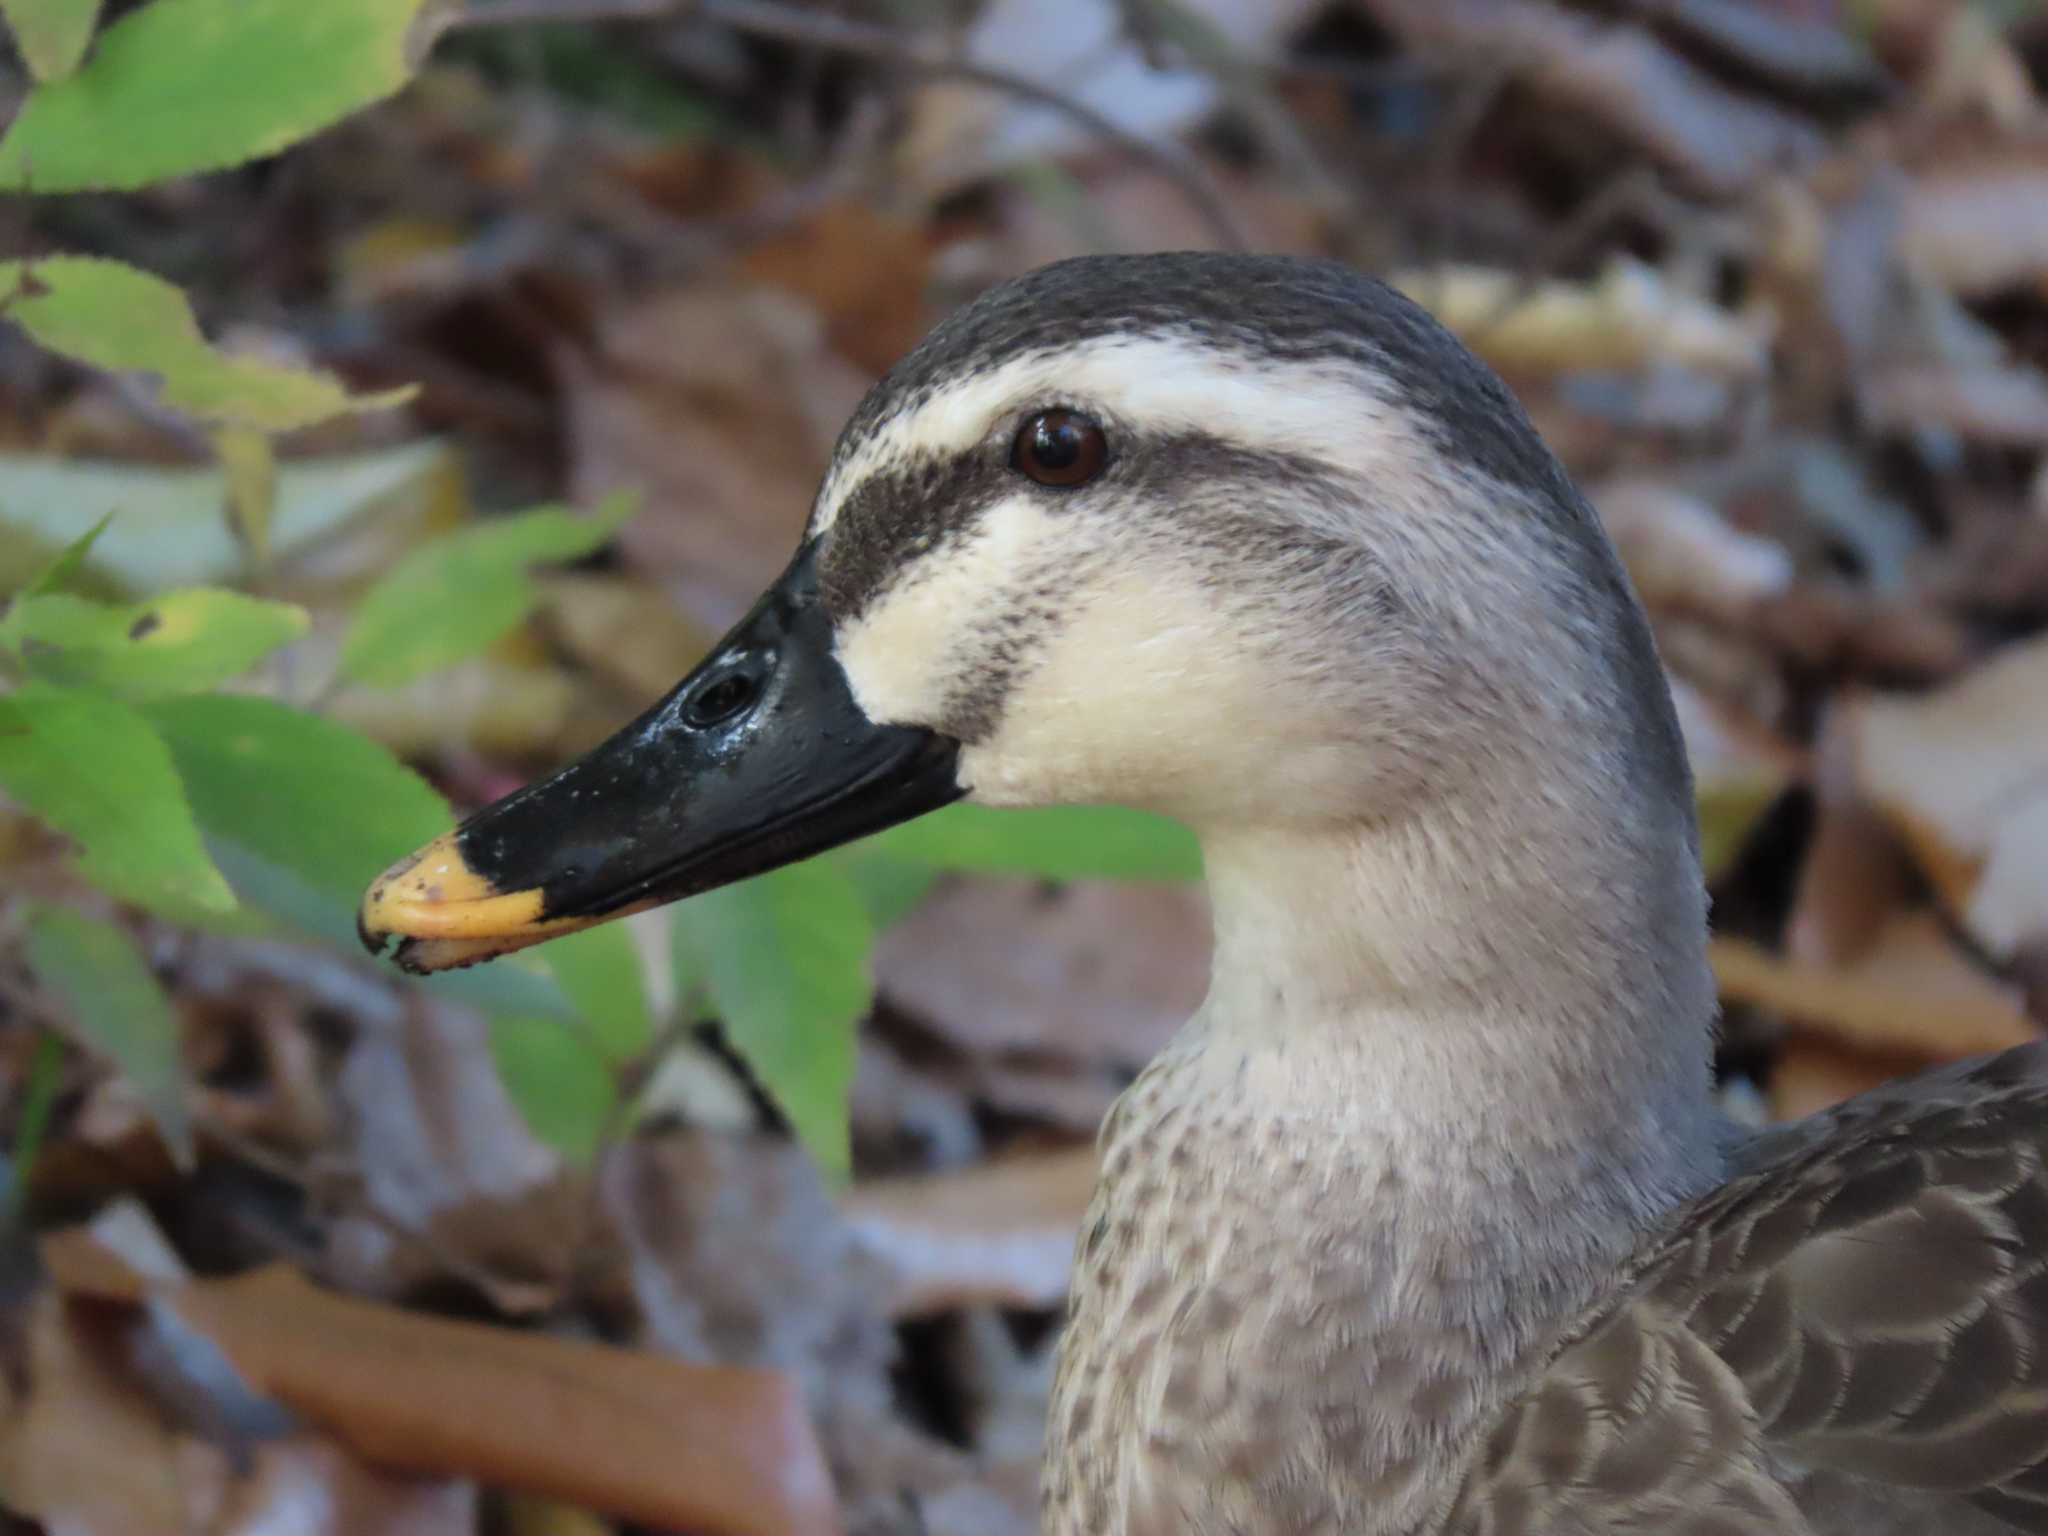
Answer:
top-left (4, 0), bottom-right (2048, 1533)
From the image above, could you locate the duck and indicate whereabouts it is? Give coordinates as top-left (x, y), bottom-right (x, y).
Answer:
top-left (359, 251), bottom-right (2048, 1536)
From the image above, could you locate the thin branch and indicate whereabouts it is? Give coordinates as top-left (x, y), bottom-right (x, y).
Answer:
top-left (442, 0), bottom-right (687, 26)
top-left (440, 0), bottom-right (1249, 250)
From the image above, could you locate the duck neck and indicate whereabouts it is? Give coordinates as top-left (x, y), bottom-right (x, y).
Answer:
top-left (1186, 778), bottom-right (1723, 1315)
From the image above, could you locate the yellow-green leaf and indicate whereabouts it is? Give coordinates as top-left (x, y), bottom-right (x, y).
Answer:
top-left (672, 861), bottom-right (871, 1180)
top-left (338, 494), bottom-right (636, 689)
top-left (213, 425), bottom-right (277, 566)
top-left (0, 0), bottom-right (432, 192)
top-left (18, 510), bottom-right (111, 598)
top-left (0, 257), bottom-right (412, 431)
top-left (0, 683), bottom-right (235, 918)
top-left (25, 905), bottom-right (191, 1168)
top-left (2, 0), bottom-right (101, 82)
top-left (1, 588), bottom-right (308, 697)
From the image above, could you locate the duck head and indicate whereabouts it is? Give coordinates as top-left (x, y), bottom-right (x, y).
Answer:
top-left (359, 252), bottom-right (1693, 974)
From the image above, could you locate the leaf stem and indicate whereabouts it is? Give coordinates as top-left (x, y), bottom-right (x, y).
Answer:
top-left (4, 1031), bottom-right (64, 1228)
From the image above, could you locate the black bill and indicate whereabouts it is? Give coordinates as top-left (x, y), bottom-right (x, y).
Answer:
top-left (358, 541), bottom-right (962, 973)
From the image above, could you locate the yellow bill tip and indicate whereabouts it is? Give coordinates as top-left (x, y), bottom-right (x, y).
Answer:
top-left (358, 832), bottom-right (596, 974)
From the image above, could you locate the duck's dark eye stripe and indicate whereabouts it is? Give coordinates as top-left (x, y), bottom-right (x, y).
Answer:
top-left (818, 452), bottom-right (1012, 622)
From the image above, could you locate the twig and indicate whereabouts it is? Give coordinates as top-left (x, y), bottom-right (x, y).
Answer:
top-left (439, 0), bottom-right (1250, 249)
top-left (441, 0), bottom-right (688, 25)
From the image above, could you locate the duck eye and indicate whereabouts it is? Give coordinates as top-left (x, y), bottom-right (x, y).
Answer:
top-left (682, 661), bottom-right (764, 729)
top-left (1012, 409), bottom-right (1107, 488)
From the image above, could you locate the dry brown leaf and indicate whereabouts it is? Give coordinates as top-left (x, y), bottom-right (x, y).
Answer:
top-left (328, 655), bottom-right (579, 760)
top-left (1750, 586), bottom-right (1972, 682)
top-left (1712, 915), bottom-right (2038, 1061)
top-left (41, 1227), bottom-right (839, 1536)
top-left (185, 985), bottom-right (336, 1155)
top-left (0, 1289), bottom-right (189, 1535)
top-left (1390, 261), bottom-right (1770, 380)
top-left (599, 1131), bottom-right (944, 1536)
top-left (563, 281), bottom-right (870, 634)
top-left (1594, 479), bottom-right (1794, 618)
top-left (738, 204), bottom-right (936, 377)
top-left (875, 879), bottom-right (1209, 1063)
top-left (327, 1001), bottom-right (582, 1315)
top-left (1859, 362), bottom-right (2048, 446)
top-left (1769, 1034), bottom-right (1931, 1121)
top-left (187, 1437), bottom-right (478, 1536)
top-left (539, 572), bottom-right (714, 702)
top-left (1900, 151), bottom-right (2048, 298)
top-left (892, 0), bottom-right (1322, 199)
top-left (5, 1204), bottom-right (474, 1536)
top-left (1359, 0), bottom-right (1823, 194)
top-left (1844, 634), bottom-right (2048, 962)
top-left (1787, 797), bottom-right (1919, 968)
top-left (842, 1146), bottom-right (1098, 1317)
top-left (1650, 0), bottom-right (1886, 97)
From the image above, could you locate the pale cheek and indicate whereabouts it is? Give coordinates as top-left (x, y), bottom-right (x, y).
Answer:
top-left (959, 583), bottom-right (1357, 819)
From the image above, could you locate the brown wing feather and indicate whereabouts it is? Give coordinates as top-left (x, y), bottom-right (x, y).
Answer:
top-left (1453, 1040), bottom-right (2048, 1535)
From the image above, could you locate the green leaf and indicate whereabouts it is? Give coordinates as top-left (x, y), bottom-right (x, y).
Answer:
top-left (0, 0), bottom-right (431, 192)
top-left (673, 862), bottom-right (871, 1180)
top-left (1, 588), bottom-right (308, 697)
top-left (19, 510), bottom-right (112, 597)
top-left (142, 693), bottom-right (448, 916)
top-left (0, 258), bottom-right (411, 431)
top-left (1, 0), bottom-right (101, 82)
top-left (25, 905), bottom-right (192, 1168)
top-left (541, 920), bottom-right (655, 1065)
top-left (338, 493), bottom-right (636, 689)
top-left (0, 439), bottom-right (457, 597)
top-left (486, 1014), bottom-right (617, 1165)
top-left (0, 683), bottom-right (234, 917)
top-left (143, 694), bottom-right (572, 1017)
top-left (834, 848), bottom-right (939, 929)
top-left (869, 804), bottom-right (1202, 883)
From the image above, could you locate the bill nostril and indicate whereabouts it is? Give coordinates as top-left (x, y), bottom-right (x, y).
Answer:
top-left (683, 664), bottom-right (764, 729)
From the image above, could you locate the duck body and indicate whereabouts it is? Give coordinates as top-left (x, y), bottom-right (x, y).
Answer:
top-left (362, 253), bottom-right (2048, 1535)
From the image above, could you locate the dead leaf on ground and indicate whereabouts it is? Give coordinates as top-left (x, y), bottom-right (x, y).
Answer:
top-left (598, 1130), bottom-right (959, 1535)
top-left (1359, 0), bottom-right (1823, 194)
top-left (739, 204), bottom-right (937, 377)
top-left (843, 1146), bottom-right (1098, 1317)
top-left (40, 1222), bottom-right (836, 1536)
top-left (1595, 479), bottom-right (1794, 618)
top-left (1844, 633), bottom-right (2048, 962)
top-left (876, 879), bottom-right (1209, 1064)
top-left (562, 282), bottom-right (870, 633)
top-left (1391, 261), bottom-right (1770, 380)
top-left (0, 1288), bottom-right (190, 1535)
top-left (539, 570), bottom-right (715, 702)
top-left (1712, 914), bottom-right (2038, 1062)
top-left (2, 1203), bottom-right (476, 1536)
top-left (328, 1001), bottom-right (582, 1314)
top-left (892, 0), bottom-right (1322, 201)
top-left (1900, 150), bottom-right (2048, 298)
top-left (1859, 362), bottom-right (2048, 446)
top-left (1769, 1034), bottom-right (1933, 1121)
